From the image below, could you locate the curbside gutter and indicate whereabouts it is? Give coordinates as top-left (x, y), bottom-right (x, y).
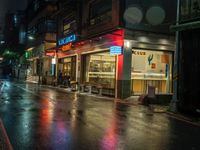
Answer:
top-left (166, 111), bottom-right (200, 127)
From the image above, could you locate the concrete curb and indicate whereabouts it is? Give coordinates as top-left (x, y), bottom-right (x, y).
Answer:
top-left (166, 111), bottom-right (200, 127)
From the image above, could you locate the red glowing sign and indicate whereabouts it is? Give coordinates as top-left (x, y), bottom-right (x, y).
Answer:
top-left (45, 50), bottom-right (56, 57)
top-left (61, 43), bottom-right (72, 51)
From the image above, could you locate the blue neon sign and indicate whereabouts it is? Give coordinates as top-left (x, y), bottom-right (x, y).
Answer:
top-left (110, 46), bottom-right (122, 55)
top-left (58, 34), bottom-right (76, 46)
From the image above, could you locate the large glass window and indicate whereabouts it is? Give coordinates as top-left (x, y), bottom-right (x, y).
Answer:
top-left (63, 15), bottom-right (77, 36)
top-left (131, 49), bottom-right (173, 95)
top-left (58, 56), bottom-right (76, 81)
top-left (83, 51), bottom-right (116, 89)
top-left (180, 0), bottom-right (200, 21)
top-left (46, 20), bottom-right (56, 32)
top-left (37, 19), bottom-right (56, 33)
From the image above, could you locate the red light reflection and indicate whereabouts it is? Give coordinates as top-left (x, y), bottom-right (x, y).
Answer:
top-left (101, 112), bottom-right (119, 150)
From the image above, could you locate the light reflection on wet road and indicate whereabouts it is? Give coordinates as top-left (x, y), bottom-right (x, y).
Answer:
top-left (0, 81), bottom-right (200, 150)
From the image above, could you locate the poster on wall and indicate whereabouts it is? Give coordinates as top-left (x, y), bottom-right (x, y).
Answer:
top-left (132, 50), bottom-right (147, 72)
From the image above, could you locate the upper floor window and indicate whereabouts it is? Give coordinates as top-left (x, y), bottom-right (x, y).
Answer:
top-left (89, 0), bottom-right (112, 25)
top-left (34, 0), bottom-right (40, 12)
top-left (46, 20), bottom-right (56, 32)
top-left (180, 0), bottom-right (200, 22)
top-left (28, 19), bottom-right (56, 35)
top-left (63, 15), bottom-right (77, 36)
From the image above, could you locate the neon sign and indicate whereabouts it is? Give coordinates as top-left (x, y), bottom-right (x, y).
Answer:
top-left (61, 43), bottom-right (72, 51)
top-left (45, 50), bottom-right (55, 57)
top-left (110, 46), bottom-right (122, 55)
top-left (58, 34), bottom-right (76, 46)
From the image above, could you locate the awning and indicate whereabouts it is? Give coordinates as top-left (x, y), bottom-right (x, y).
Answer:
top-left (170, 21), bottom-right (200, 32)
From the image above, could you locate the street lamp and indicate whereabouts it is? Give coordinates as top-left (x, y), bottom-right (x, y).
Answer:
top-left (28, 35), bottom-right (35, 40)
top-left (38, 51), bottom-right (43, 85)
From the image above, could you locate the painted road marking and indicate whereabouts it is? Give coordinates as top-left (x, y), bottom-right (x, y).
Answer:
top-left (0, 119), bottom-right (13, 150)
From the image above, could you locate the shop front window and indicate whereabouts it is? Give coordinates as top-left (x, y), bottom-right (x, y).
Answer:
top-left (131, 49), bottom-right (173, 95)
top-left (58, 56), bottom-right (76, 81)
top-left (83, 51), bottom-right (116, 89)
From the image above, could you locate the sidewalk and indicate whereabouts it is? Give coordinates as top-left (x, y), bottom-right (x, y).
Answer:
top-left (124, 96), bottom-right (200, 126)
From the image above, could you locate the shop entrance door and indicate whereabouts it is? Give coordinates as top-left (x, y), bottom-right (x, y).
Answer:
top-left (62, 56), bottom-right (76, 81)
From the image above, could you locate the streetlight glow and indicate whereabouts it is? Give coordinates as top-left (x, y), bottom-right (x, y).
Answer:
top-left (28, 36), bottom-right (35, 40)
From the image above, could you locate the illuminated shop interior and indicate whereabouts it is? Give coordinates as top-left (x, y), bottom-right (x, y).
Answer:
top-left (58, 56), bottom-right (76, 81)
top-left (131, 49), bottom-right (172, 95)
top-left (83, 51), bottom-right (116, 89)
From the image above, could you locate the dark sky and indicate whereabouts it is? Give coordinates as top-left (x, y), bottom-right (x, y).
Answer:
top-left (0, 0), bottom-right (27, 29)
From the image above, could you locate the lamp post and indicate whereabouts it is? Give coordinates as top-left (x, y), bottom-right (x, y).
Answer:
top-left (38, 50), bottom-right (44, 85)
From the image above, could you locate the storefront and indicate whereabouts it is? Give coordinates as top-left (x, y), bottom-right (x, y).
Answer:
top-left (82, 51), bottom-right (116, 96)
top-left (57, 33), bottom-right (78, 83)
top-left (58, 55), bottom-right (77, 81)
top-left (131, 49), bottom-right (173, 95)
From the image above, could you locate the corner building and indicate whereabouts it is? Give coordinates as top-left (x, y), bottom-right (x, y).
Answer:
top-left (56, 0), bottom-right (177, 100)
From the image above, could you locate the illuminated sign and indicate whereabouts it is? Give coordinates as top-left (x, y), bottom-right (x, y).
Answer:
top-left (58, 34), bottom-right (76, 46)
top-left (110, 46), bottom-right (122, 55)
top-left (133, 50), bottom-right (146, 55)
top-left (61, 43), bottom-right (72, 51)
top-left (25, 51), bottom-right (29, 59)
top-left (63, 57), bottom-right (72, 63)
top-left (45, 50), bottom-right (55, 57)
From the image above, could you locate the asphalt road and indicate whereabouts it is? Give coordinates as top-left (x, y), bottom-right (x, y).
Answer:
top-left (0, 81), bottom-right (200, 150)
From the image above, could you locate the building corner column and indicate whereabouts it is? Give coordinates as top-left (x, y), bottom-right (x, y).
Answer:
top-left (116, 45), bottom-right (132, 99)
top-left (169, 0), bottom-right (180, 112)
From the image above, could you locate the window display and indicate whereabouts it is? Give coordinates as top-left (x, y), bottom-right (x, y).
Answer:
top-left (83, 51), bottom-right (116, 89)
top-left (131, 49), bottom-right (172, 95)
top-left (58, 56), bottom-right (76, 81)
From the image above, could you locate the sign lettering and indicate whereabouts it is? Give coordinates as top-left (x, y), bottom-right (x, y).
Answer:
top-left (110, 46), bottom-right (122, 55)
top-left (58, 34), bottom-right (76, 46)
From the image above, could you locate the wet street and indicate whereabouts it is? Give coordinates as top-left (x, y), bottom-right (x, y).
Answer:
top-left (0, 81), bottom-right (200, 150)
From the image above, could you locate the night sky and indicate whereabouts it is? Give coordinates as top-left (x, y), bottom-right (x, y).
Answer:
top-left (0, 0), bottom-right (27, 29)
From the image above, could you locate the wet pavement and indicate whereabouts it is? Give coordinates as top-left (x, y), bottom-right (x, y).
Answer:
top-left (0, 81), bottom-right (200, 150)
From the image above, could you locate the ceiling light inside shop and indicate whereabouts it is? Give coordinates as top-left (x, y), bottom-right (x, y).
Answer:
top-left (138, 36), bottom-right (150, 43)
top-left (159, 39), bottom-right (170, 45)
top-left (159, 46), bottom-right (167, 50)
